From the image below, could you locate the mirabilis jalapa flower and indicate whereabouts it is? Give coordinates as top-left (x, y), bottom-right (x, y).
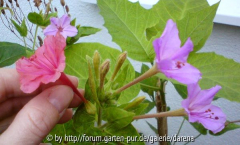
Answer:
top-left (115, 19), bottom-right (201, 94)
top-left (182, 83), bottom-right (226, 134)
top-left (134, 83), bottom-right (226, 134)
top-left (153, 19), bottom-right (201, 84)
top-left (43, 14), bottom-right (78, 38)
top-left (16, 33), bottom-right (87, 103)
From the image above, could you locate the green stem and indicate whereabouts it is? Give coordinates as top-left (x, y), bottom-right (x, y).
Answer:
top-left (133, 108), bottom-right (186, 120)
top-left (173, 118), bottom-right (185, 145)
top-left (97, 106), bottom-right (102, 126)
top-left (23, 37), bottom-right (27, 48)
top-left (115, 65), bottom-right (158, 94)
top-left (32, 25), bottom-right (38, 51)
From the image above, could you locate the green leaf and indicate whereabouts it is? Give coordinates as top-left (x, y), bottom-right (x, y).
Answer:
top-left (67, 26), bottom-right (101, 45)
top-left (28, 12), bottom-right (44, 26)
top-left (72, 103), bottom-right (95, 134)
top-left (11, 18), bottom-right (28, 37)
top-left (64, 43), bottom-right (140, 104)
top-left (177, 2), bottom-right (219, 52)
top-left (146, 0), bottom-right (209, 40)
top-left (43, 120), bottom-right (81, 145)
top-left (103, 107), bottom-right (135, 132)
top-left (43, 12), bottom-right (58, 26)
top-left (98, 0), bottom-right (158, 62)
top-left (0, 42), bottom-right (26, 67)
top-left (108, 124), bottom-right (144, 145)
top-left (189, 52), bottom-right (240, 102)
top-left (185, 117), bottom-right (208, 135)
top-left (146, 121), bottom-right (158, 134)
top-left (142, 99), bottom-right (155, 114)
top-left (210, 123), bottom-right (240, 136)
top-left (146, 0), bottom-right (218, 53)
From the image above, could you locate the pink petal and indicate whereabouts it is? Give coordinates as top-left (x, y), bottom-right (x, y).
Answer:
top-left (162, 63), bottom-right (202, 84)
top-left (20, 77), bottom-right (42, 93)
top-left (16, 33), bottom-right (66, 93)
top-left (60, 14), bottom-right (71, 28)
top-left (171, 38), bottom-right (194, 62)
top-left (43, 24), bottom-right (58, 36)
top-left (153, 19), bottom-right (181, 60)
top-left (61, 25), bottom-right (78, 38)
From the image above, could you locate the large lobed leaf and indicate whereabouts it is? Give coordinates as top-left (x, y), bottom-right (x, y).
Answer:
top-left (98, 0), bottom-right (219, 62)
top-left (98, 0), bottom-right (158, 62)
top-left (64, 43), bottom-right (140, 104)
top-left (0, 42), bottom-right (26, 67)
top-left (182, 53), bottom-right (240, 102)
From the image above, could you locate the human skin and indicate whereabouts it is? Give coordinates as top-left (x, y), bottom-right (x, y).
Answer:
top-left (0, 68), bottom-right (83, 144)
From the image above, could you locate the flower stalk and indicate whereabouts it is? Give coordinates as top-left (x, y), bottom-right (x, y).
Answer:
top-left (133, 108), bottom-right (186, 120)
top-left (59, 72), bottom-right (87, 103)
top-left (115, 65), bottom-right (158, 94)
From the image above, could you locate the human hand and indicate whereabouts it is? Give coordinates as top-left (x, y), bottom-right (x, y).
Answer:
top-left (0, 68), bottom-right (83, 144)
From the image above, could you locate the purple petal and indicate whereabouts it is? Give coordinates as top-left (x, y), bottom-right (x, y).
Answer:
top-left (43, 24), bottom-right (58, 36)
top-left (171, 38), bottom-right (194, 62)
top-left (153, 19), bottom-right (181, 60)
top-left (153, 38), bottom-right (162, 64)
top-left (162, 63), bottom-right (202, 84)
top-left (62, 25), bottom-right (78, 38)
top-left (198, 105), bottom-right (226, 134)
top-left (60, 14), bottom-right (71, 28)
top-left (190, 85), bottom-right (222, 110)
top-left (50, 17), bottom-right (59, 26)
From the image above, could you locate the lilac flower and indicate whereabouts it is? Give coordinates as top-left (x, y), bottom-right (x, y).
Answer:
top-left (43, 14), bottom-right (78, 38)
top-left (153, 19), bottom-right (201, 84)
top-left (182, 83), bottom-right (226, 134)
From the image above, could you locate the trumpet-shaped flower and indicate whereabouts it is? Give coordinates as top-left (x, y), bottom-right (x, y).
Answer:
top-left (153, 19), bottom-right (201, 84)
top-left (16, 33), bottom-right (66, 93)
top-left (182, 83), bottom-right (226, 134)
top-left (43, 14), bottom-right (78, 38)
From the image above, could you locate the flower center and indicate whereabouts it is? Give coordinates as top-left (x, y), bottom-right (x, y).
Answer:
top-left (205, 109), bottom-right (219, 120)
top-left (58, 26), bottom-right (64, 32)
top-left (176, 61), bottom-right (185, 69)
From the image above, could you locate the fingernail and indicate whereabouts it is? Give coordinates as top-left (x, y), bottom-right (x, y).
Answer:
top-left (48, 86), bottom-right (74, 113)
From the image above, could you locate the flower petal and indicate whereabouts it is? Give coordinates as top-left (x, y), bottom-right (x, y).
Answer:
top-left (43, 24), bottom-right (58, 36)
top-left (197, 105), bottom-right (226, 134)
top-left (162, 63), bottom-right (202, 84)
top-left (171, 38), bottom-right (193, 62)
top-left (60, 14), bottom-right (71, 28)
top-left (61, 25), bottom-right (78, 38)
top-left (190, 85), bottom-right (222, 110)
top-left (153, 19), bottom-right (181, 60)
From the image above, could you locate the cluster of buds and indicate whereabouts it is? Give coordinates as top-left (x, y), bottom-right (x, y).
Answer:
top-left (86, 51), bottom-right (128, 107)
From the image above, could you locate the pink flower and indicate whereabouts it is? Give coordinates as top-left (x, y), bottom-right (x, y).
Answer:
top-left (182, 83), bottom-right (226, 134)
top-left (16, 33), bottom-right (66, 93)
top-left (153, 19), bottom-right (201, 84)
top-left (43, 14), bottom-right (78, 38)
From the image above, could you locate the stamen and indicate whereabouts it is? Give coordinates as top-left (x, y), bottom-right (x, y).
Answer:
top-left (176, 61), bottom-right (185, 69)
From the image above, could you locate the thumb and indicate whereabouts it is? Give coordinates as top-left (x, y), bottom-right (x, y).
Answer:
top-left (0, 85), bottom-right (74, 145)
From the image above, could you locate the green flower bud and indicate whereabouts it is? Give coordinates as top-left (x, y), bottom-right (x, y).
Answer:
top-left (93, 51), bottom-right (100, 80)
top-left (111, 51), bottom-right (127, 81)
top-left (85, 100), bottom-right (96, 114)
top-left (124, 96), bottom-right (146, 110)
top-left (100, 59), bottom-right (110, 89)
